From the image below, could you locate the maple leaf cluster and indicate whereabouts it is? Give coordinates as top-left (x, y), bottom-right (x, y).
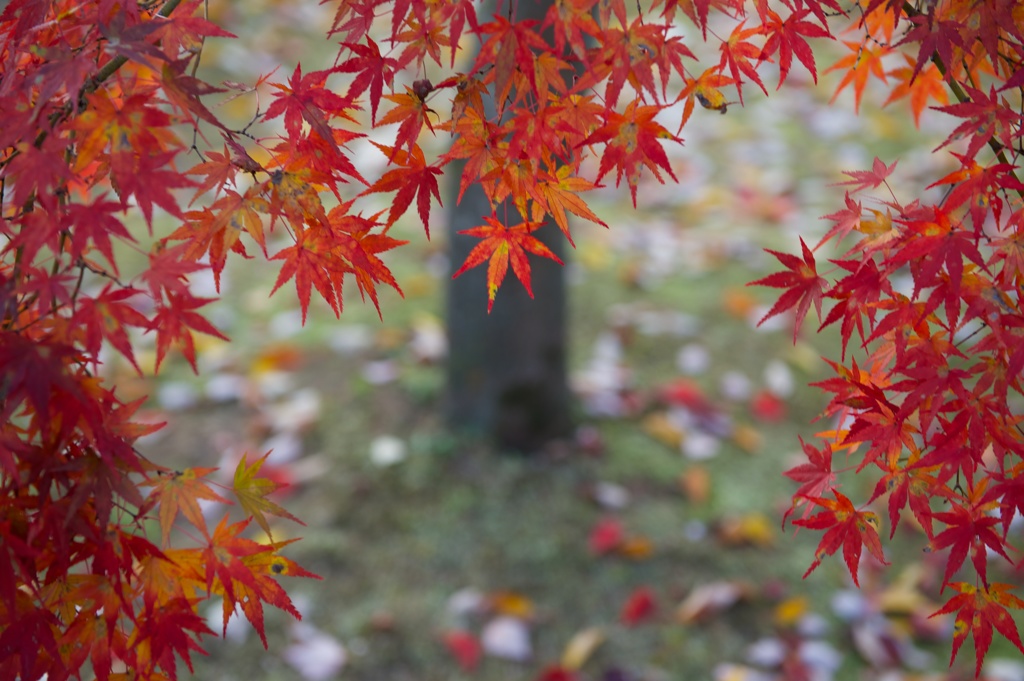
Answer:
top-left (3, 0), bottom-right (1024, 677)
top-left (750, 1), bottom-right (1024, 676)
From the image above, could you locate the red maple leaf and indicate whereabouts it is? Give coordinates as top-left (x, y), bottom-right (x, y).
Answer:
top-left (758, 7), bottom-right (831, 87)
top-left (719, 20), bottom-right (767, 105)
top-left (74, 285), bottom-right (150, 372)
top-left (360, 142), bottom-right (443, 236)
top-left (928, 480), bottom-right (1011, 590)
top-left (832, 156), bottom-right (898, 194)
top-left (452, 217), bottom-right (564, 312)
top-left (62, 197), bottom-right (136, 276)
top-left (930, 582), bottom-right (1024, 677)
top-left (269, 224), bottom-right (340, 323)
top-left (782, 437), bottom-right (836, 525)
top-left (896, 10), bottom-right (967, 83)
top-left (149, 289), bottom-right (230, 373)
top-left (749, 237), bottom-right (826, 342)
top-left (793, 490), bottom-right (888, 586)
top-left (934, 85), bottom-right (1019, 160)
top-left (581, 99), bottom-right (681, 207)
top-left (264, 64), bottom-right (353, 151)
top-left (335, 37), bottom-right (397, 124)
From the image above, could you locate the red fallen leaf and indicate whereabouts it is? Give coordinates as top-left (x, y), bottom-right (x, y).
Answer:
top-left (589, 517), bottom-right (624, 555)
top-left (659, 378), bottom-right (713, 413)
top-left (620, 587), bottom-right (657, 626)
top-left (536, 665), bottom-right (581, 681)
top-left (443, 630), bottom-right (481, 672)
top-left (751, 389), bottom-right (787, 423)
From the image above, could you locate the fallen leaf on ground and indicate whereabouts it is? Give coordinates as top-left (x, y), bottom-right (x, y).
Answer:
top-left (679, 465), bottom-right (711, 504)
top-left (489, 591), bottom-right (536, 619)
top-left (536, 665), bottom-right (581, 681)
top-left (621, 587), bottom-right (657, 626)
top-left (642, 411), bottom-right (685, 449)
top-left (750, 390), bottom-right (787, 423)
top-left (721, 287), bottom-right (759, 319)
top-left (561, 627), bottom-right (605, 670)
top-left (773, 596), bottom-right (809, 628)
top-left (731, 424), bottom-right (763, 453)
top-left (617, 536), bottom-right (654, 560)
top-left (715, 513), bottom-right (776, 548)
top-left (251, 343), bottom-right (304, 374)
top-left (677, 581), bottom-right (754, 624)
top-left (589, 517), bottom-right (624, 555)
top-left (443, 630), bottom-right (482, 672)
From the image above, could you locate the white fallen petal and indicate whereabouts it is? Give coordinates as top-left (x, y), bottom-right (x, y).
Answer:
top-left (362, 360), bottom-right (398, 385)
top-left (682, 431), bottom-right (720, 460)
top-left (254, 370), bottom-right (294, 399)
top-left (720, 371), bottom-right (753, 402)
top-left (592, 481), bottom-right (630, 510)
top-left (763, 360), bottom-right (794, 398)
top-left (261, 432), bottom-right (303, 464)
top-left (746, 637), bottom-right (785, 668)
top-left (409, 315), bottom-right (447, 362)
top-left (265, 388), bottom-right (321, 433)
top-left (283, 622), bottom-right (347, 681)
top-left (447, 588), bottom-right (486, 619)
top-left (481, 616), bottom-right (531, 662)
top-left (798, 639), bottom-right (843, 673)
top-left (676, 343), bottom-right (710, 375)
top-left (370, 435), bottom-right (407, 467)
top-left (329, 325), bottom-right (373, 355)
top-left (203, 600), bottom-right (248, 644)
top-left (204, 373), bottom-right (246, 403)
top-left (269, 309), bottom-right (305, 338)
top-left (157, 382), bottom-right (198, 411)
top-left (985, 659), bottom-right (1024, 681)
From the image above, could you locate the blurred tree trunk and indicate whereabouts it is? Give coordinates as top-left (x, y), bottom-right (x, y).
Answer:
top-left (444, 0), bottom-right (571, 451)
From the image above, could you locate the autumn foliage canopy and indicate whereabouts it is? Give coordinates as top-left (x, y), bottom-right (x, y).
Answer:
top-left (2, 0), bottom-right (1024, 677)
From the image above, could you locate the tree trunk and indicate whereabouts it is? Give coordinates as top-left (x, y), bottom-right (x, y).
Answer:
top-left (443, 0), bottom-right (570, 452)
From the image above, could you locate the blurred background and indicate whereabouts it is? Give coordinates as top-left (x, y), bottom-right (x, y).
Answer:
top-left (108, 0), bottom-right (1024, 679)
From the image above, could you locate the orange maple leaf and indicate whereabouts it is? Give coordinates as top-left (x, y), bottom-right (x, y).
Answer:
top-left (531, 165), bottom-right (607, 246)
top-left (826, 40), bottom-right (889, 113)
top-left (452, 217), bottom-right (564, 312)
top-left (142, 467), bottom-right (232, 546)
top-left (883, 56), bottom-right (949, 127)
top-left (377, 86), bottom-right (438, 158)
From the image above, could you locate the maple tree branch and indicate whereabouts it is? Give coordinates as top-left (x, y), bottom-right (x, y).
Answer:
top-left (85, 0), bottom-right (187, 93)
top-left (21, 0), bottom-right (187, 155)
top-left (899, 2), bottom-right (1024, 203)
